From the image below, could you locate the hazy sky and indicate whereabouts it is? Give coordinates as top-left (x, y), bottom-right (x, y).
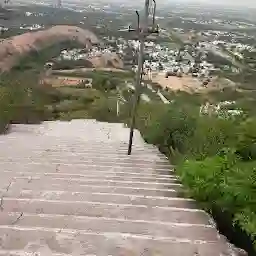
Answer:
top-left (158, 0), bottom-right (255, 7)
top-left (194, 0), bottom-right (255, 6)
top-left (6, 0), bottom-right (256, 8)
top-left (140, 0), bottom-right (256, 8)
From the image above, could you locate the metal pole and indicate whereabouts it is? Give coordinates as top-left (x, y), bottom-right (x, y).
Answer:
top-left (116, 99), bottom-right (119, 117)
top-left (128, 0), bottom-right (150, 155)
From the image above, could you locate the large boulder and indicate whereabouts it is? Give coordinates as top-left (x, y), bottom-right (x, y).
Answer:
top-left (0, 25), bottom-right (99, 72)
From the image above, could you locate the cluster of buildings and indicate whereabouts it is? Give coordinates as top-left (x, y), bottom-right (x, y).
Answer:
top-left (112, 37), bottom-right (215, 80)
top-left (165, 25), bottom-right (256, 72)
top-left (57, 45), bottom-right (115, 61)
top-left (200, 101), bottom-right (243, 118)
top-left (1, 24), bottom-right (43, 34)
top-left (177, 28), bottom-right (256, 64)
top-left (25, 11), bottom-right (44, 17)
top-left (0, 26), bottom-right (8, 33)
top-left (179, 16), bottom-right (255, 30)
top-left (19, 24), bottom-right (44, 31)
top-left (58, 49), bottom-right (88, 61)
top-left (198, 31), bottom-right (256, 60)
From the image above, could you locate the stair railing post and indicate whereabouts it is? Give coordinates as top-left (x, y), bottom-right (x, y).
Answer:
top-left (127, 0), bottom-right (159, 155)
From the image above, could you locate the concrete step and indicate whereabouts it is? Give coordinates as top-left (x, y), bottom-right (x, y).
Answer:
top-left (0, 131), bottom-right (151, 143)
top-left (6, 139), bottom-right (145, 145)
top-left (0, 148), bottom-right (160, 156)
top-left (0, 151), bottom-right (164, 160)
top-left (0, 226), bottom-right (229, 256)
top-left (0, 177), bottom-right (181, 190)
top-left (0, 147), bottom-right (165, 156)
top-left (0, 251), bottom-right (72, 256)
top-left (0, 171), bottom-right (178, 182)
top-left (0, 212), bottom-right (218, 241)
top-left (0, 198), bottom-right (210, 224)
top-left (0, 181), bottom-right (180, 197)
top-left (1, 143), bottom-right (156, 150)
top-left (1, 147), bottom-right (160, 155)
top-left (0, 169), bottom-right (174, 179)
top-left (0, 138), bottom-right (151, 145)
top-left (0, 161), bottom-right (170, 170)
top-left (0, 190), bottom-right (194, 208)
top-left (0, 162), bottom-right (173, 175)
top-left (0, 151), bottom-right (166, 160)
top-left (0, 157), bottom-right (170, 167)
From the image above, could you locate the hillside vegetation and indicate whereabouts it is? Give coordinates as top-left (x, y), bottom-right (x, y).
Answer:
top-left (135, 101), bottom-right (255, 252)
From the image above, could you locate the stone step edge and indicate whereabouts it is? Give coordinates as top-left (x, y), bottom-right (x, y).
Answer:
top-left (1, 171), bottom-right (178, 180)
top-left (1, 198), bottom-right (203, 212)
top-left (0, 190), bottom-right (191, 202)
top-left (0, 225), bottom-right (218, 245)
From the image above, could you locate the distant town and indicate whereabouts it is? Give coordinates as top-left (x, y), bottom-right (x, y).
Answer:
top-left (2, 0), bottom-right (255, 93)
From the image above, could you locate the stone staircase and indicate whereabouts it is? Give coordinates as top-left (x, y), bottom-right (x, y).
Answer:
top-left (0, 120), bottom-right (236, 255)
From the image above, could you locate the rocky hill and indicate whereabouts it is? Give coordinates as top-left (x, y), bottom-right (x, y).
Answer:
top-left (88, 52), bottom-right (124, 69)
top-left (0, 25), bottom-right (99, 72)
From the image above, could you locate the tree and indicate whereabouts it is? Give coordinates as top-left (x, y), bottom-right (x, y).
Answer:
top-left (92, 75), bottom-right (118, 92)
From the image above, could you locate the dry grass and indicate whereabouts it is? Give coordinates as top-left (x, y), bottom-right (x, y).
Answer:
top-left (88, 52), bottom-right (124, 69)
top-left (52, 67), bottom-right (127, 74)
top-left (149, 72), bottom-right (236, 93)
top-left (44, 76), bottom-right (92, 88)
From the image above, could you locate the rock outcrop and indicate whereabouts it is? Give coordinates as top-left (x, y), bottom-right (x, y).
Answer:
top-left (0, 25), bottom-right (99, 72)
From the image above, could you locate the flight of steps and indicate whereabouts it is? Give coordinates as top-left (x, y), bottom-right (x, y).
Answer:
top-left (0, 120), bottom-right (237, 255)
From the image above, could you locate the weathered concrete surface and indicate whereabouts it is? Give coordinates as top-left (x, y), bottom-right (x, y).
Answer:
top-left (0, 120), bottom-right (239, 255)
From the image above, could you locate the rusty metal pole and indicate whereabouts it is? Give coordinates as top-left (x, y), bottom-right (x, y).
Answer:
top-left (127, 0), bottom-right (150, 155)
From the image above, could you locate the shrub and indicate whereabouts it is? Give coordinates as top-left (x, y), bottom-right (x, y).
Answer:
top-left (92, 75), bottom-right (118, 92)
top-left (0, 73), bottom-right (52, 130)
top-left (88, 97), bottom-right (120, 122)
top-left (135, 103), bottom-right (197, 158)
top-left (131, 97), bottom-right (256, 251)
top-left (235, 118), bottom-right (256, 160)
top-left (0, 86), bottom-right (12, 132)
top-left (186, 115), bottom-right (237, 160)
top-left (177, 154), bottom-right (256, 248)
top-left (58, 110), bottom-right (90, 121)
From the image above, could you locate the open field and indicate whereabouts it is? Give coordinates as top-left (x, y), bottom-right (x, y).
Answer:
top-left (150, 72), bottom-right (236, 93)
top-left (44, 75), bottom-right (92, 87)
top-left (43, 68), bottom-right (132, 88)
top-left (52, 68), bottom-right (128, 74)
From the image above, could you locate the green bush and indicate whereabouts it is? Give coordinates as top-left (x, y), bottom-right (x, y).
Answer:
top-left (54, 100), bottom-right (85, 112)
top-left (58, 110), bottom-right (90, 121)
top-left (129, 98), bottom-right (256, 250)
top-left (0, 86), bottom-right (12, 132)
top-left (186, 115), bottom-right (237, 160)
top-left (177, 154), bottom-right (256, 246)
top-left (0, 73), bottom-right (52, 131)
top-left (135, 103), bottom-right (197, 158)
top-left (236, 118), bottom-right (256, 160)
top-left (88, 97), bottom-right (120, 122)
top-left (53, 59), bottom-right (93, 70)
top-left (92, 75), bottom-right (118, 92)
